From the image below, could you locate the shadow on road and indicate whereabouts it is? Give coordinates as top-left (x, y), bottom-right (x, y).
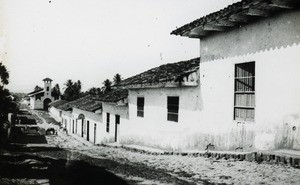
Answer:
top-left (1, 122), bottom-right (128, 184)
top-left (10, 134), bottom-right (48, 144)
top-left (0, 152), bottom-right (128, 185)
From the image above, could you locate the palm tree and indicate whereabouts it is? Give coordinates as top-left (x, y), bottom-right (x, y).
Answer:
top-left (113, 73), bottom-right (122, 85)
top-left (102, 79), bottom-right (112, 93)
top-left (64, 79), bottom-right (73, 90)
top-left (63, 79), bottom-right (74, 101)
top-left (63, 79), bottom-right (82, 101)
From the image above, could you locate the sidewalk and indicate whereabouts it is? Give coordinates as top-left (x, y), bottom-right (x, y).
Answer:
top-left (103, 143), bottom-right (300, 168)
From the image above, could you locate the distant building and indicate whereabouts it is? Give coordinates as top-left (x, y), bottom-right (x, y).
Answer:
top-left (49, 100), bottom-right (68, 122)
top-left (57, 95), bottom-right (102, 144)
top-left (27, 78), bottom-right (58, 110)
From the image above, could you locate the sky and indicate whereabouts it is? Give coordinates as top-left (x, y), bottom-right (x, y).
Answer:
top-left (0, 0), bottom-right (238, 93)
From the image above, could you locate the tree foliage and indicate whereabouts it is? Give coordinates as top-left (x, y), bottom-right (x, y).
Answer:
top-left (62, 79), bottom-right (82, 101)
top-left (0, 63), bottom-right (9, 86)
top-left (102, 79), bottom-right (112, 93)
top-left (87, 87), bottom-right (102, 95)
top-left (34, 85), bottom-right (42, 91)
top-left (0, 62), bottom-right (18, 121)
top-left (113, 73), bottom-right (122, 85)
top-left (51, 84), bottom-right (61, 100)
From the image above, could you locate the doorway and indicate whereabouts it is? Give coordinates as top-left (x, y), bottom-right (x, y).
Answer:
top-left (43, 98), bottom-right (51, 110)
top-left (87, 120), bottom-right (90, 141)
top-left (115, 115), bottom-right (120, 142)
top-left (94, 123), bottom-right (97, 144)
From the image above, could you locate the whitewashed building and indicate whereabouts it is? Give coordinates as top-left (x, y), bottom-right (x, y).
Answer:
top-left (56, 95), bottom-right (103, 144)
top-left (49, 100), bottom-right (68, 122)
top-left (27, 78), bottom-right (58, 110)
top-left (94, 89), bottom-right (129, 143)
top-left (171, 0), bottom-right (300, 151)
top-left (119, 58), bottom-right (201, 150)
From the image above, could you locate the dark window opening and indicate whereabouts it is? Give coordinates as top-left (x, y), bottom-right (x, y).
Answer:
top-left (137, 97), bottom-right (144, 117)
top-left (106, 113), bottom-right (110, 132)
top-left (167, 96), bottom-right (179, 122)
top-left (234, 62), bottom-right (255, 122)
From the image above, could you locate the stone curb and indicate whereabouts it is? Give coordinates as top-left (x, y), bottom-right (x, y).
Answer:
top-left (102, 144), bottom-right (300, 168)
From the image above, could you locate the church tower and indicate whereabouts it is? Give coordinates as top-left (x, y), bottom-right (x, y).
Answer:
top-left (43, 78), bottom-right (52, 97)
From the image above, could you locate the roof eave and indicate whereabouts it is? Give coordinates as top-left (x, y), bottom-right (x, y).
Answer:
top-left (28, 90), bottom-right (44, 96)
top-left (171, 0), bottom-right (300, 38)
top-left (124, 81), bottom-right (198, 89)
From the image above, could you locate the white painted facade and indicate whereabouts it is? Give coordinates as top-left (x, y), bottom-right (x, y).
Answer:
top-left (49, 106), bottom-right (62, 122)
top-left (119, 86), bottom-right (203, 151)
top-left (102, 102), bottom-right (129, 143)
top-left (28, 79), bottom-right (56, 110)
top-left (61, 110), bottom-right (72, 133)
top-left (71, 108), bottom-right (102, 144)
top-left (46, 7), bottom-right (300, 152)
top-left (196, 9), bottom-right (300, 151)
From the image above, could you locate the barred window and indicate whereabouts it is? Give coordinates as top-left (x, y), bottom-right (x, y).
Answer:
top-left (167, 96), bottom-right (179, 122)
top-left (234, 62), bottom-right (255, 122)
top-left (137, 97), bottom-right (144, 117)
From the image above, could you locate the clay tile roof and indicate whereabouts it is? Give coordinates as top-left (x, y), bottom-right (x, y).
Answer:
top-left (94, 89), bottom-right (128, 103)
top-left (27, 89), bottom-right (44, 96)
top-left (171, 0), bottom-right (300, 38)
top-left (43, 78), bottom-right (53, 81)
top-left (120, 58), bottom-right (199, 86)
top-left (49, 100), bottom-right (68, 108)
top-left (57, 95), bottom-right (102, 112)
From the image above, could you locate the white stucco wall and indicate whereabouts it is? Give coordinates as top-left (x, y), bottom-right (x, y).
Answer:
top-left (102, 102), bottom-right (129, 143)
top-left (49, 107), bottom-right (62, 122)
top-left (72, 108), bottom-right (102, 144)
top-left (29, 96), bottom-right (43, 110)
top-left (61, 111), bottom-right (72, 132)
top-left (28, 80), bottom-right (56, 110)
top-left (122, 87), bottom-right (202, 151)
top-left (198, 9), bottom-right (300, 151)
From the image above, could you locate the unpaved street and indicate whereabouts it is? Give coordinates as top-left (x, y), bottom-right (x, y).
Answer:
top-left (1, 110), bottom-right (300, 185)
top-left (45, 129), bottom-right (300, 185)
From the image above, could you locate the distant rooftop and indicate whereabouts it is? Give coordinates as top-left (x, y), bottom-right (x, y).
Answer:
top-left (120, 58), bottom-right (199, 87)
top-left (43, 78), bottom-right (53, 82)
top-left (49, 100), bottom-right (68, 108)
top-left (27, 89), bottom-right (44, 96)
top-left (171, 0), bottom-right (300, 38)
top-left (57, 95), bottom-right (102, 112)
top-left (94, 89), bottom-right (128, 103)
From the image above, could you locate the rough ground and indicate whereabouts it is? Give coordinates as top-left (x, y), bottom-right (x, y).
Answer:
top-left (1, 109), bottom-right (300, 185)
top-left (47, 131), bottom-right (300, 185)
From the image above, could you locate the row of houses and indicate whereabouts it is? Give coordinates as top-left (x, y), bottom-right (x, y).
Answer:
top-left (48, 0), bottom-right (299, 152)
